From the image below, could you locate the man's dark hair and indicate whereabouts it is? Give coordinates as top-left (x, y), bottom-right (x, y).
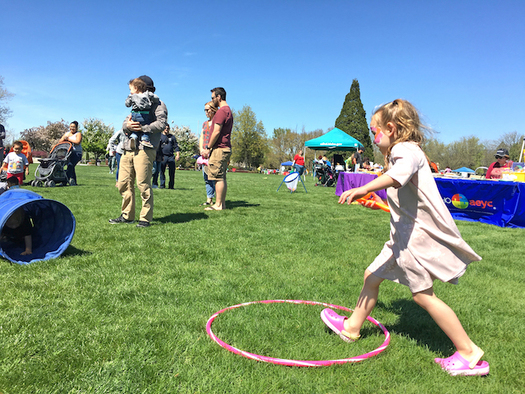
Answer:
top-left (211, 87), bottom-right (226, 101)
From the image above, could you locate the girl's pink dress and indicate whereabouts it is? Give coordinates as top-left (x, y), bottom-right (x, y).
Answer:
top-left (368, 142), bottom-right (481, 293)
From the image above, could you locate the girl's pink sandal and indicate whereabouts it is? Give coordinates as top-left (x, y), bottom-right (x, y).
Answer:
top-left (434, 351), bottom-right (489, 376)
top-left (320, 308), bottom-right (360, 343)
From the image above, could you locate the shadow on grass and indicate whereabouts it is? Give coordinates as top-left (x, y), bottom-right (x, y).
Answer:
top-left (61, 244), bottom-right (92, 257)
top-left (379, 299), bottom-right (453, 355)
top-left (157, 212), bottom-right (208, 224)
top-left (227, 200), bottom-right (260, 209)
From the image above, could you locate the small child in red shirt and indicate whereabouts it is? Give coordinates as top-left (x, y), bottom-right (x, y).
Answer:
top-left (2, 141), bottom-right (29, 185)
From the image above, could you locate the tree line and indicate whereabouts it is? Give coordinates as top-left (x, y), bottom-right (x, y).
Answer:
top-left (1, 76), bottom-right (522, 171)
top-left (10, 111), bottom-right (525, 173)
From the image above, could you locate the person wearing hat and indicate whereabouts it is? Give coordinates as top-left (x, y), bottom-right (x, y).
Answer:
top-left (109, 75), bottom-right (168, 228)
top-left (486, 148), bottom-right (513, 179)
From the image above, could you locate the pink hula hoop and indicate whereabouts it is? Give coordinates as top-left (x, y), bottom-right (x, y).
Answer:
top-left (206, 299), bottom-right (390, 367)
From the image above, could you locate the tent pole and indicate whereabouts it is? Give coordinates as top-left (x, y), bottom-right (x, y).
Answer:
top-left (303, 145), bottom-right (306, 182)
top-left (519, 137), bottom-right (525, 163)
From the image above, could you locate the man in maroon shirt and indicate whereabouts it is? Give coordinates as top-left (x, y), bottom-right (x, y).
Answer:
top-left (203, 87), bottom-right (233, 211)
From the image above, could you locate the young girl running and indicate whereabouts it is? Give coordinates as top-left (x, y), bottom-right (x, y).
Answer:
top-left (321, 99), bottom-right (489, 376)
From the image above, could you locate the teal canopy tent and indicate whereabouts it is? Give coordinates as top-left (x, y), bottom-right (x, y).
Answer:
top-left (304, 128), bottom-right (363, 151)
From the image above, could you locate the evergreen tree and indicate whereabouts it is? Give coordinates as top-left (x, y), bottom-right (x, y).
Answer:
top-left (335, 79), bottom-right (373, 159)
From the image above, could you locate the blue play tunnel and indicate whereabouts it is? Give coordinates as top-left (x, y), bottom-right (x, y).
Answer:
top-left (0, 189), bottom-right (75, 265)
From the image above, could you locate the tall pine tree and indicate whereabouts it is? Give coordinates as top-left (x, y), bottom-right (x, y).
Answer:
top-left (335, 79), bottom-right (373, 159)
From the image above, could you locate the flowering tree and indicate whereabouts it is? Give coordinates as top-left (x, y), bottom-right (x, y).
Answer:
top-left (82, 118), bottom-right (114, 162)
top-left (20, 120), bottom-right (69, 152)
top-left (0, 76), bottom-right (14, 125)
top-left (170, 123), bottom-right (198, 167)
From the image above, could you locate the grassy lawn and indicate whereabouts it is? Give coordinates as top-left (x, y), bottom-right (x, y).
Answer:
top-left (0, 165), bottom-right (524, 393)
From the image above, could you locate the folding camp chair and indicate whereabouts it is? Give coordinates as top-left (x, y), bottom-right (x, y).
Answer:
top-left (277, 172), bottom-right (307, 193)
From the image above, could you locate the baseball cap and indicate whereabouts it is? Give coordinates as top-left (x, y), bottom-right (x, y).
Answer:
top-left (495, 148), bottom-right (509, 158)
top-left (138, 75), bottom-right (155, 92)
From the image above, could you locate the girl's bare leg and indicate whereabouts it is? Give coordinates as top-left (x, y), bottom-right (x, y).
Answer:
top-left (412, 288), bottom-right (483, 367)
top-left (344, 269), bottom-right (384, 337)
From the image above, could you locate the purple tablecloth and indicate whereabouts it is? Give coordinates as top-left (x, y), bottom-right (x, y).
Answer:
top-left (335, 172), bottom-right (387, 200)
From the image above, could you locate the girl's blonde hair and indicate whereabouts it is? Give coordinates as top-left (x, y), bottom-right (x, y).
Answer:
top-left (205, 101), bottom-right (218, 116)
top-left (373, 99), bottom-right (428, 171)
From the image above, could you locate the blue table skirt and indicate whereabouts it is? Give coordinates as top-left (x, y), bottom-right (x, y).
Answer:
top-left (336, 174), bottom-right (525, 228)
top-left (435, 177), bottom-right (525, 228)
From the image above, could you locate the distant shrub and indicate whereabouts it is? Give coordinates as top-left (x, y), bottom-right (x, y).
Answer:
top-left (31, 150), bottom-right (48, 158)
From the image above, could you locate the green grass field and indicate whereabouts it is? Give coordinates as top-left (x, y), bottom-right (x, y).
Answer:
top-left (1, 166), bottom-right (524, 393)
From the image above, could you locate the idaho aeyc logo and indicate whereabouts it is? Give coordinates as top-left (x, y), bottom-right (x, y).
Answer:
top-left (451, 194), bottom-right (469, 209)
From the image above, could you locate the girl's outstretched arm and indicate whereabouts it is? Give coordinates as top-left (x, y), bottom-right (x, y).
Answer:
top-left (338, 174), bottom-right (399, 205)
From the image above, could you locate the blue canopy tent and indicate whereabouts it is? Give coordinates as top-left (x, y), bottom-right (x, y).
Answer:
top-left (453, 167), bottom-right (475, 173)
top-left (453, 167), bottom-right (475, 178)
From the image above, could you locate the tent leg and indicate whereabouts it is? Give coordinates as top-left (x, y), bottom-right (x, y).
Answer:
top-left (299, 177), bottom-right (307, 193)
top-left (519, 137), bottom-right (525, 163)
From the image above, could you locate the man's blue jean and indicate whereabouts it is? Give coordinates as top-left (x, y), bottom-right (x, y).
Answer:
top-left (152, 160), bottom-right (161, 186)
top-left (160, 157), bottom-right (175, 189)
top-left (294, 164), bottom-right (305, 176)
top-left (115, 152), bottom-right (121, 181)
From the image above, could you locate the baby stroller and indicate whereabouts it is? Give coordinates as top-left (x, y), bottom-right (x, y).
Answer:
top-left (314, 162), bottom-right (336, 187)
top-left (31, 141), bottom-right (73, 187)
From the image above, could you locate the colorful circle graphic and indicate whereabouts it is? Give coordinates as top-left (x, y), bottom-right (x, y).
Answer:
top-left (451, 194), bottom-right (469, 209)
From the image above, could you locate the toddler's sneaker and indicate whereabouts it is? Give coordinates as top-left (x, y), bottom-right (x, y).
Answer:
top-left (140, 140), bottom-right (154, 149)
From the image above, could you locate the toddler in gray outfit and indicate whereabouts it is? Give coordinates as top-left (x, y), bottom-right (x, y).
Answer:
top-left (125, 78), bottom-right (160, 149)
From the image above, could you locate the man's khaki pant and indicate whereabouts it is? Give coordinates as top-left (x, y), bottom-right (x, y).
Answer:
top-left (117, 149), bottom-right (156, 222)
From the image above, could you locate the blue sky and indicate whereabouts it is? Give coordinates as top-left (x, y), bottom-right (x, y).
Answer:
top-left (2, 0), bottom-right (524, 144)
